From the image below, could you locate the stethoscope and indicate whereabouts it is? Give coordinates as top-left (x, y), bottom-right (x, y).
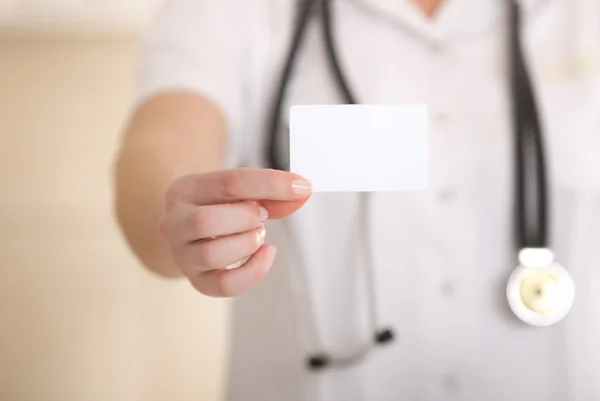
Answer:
top-left (265, 0), bottom-right (575, 371)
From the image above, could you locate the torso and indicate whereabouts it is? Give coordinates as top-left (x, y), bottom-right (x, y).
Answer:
top-left (224, 1), bottom-right (600, 400)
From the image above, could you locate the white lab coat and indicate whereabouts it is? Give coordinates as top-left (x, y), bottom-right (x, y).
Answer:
top-left (136, 0), bottom-right (600, 399)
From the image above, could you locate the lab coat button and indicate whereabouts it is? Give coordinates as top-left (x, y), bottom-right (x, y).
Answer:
top-left (431, 41), bottom-right (447, 53)
top-left (442, 373), bottom-right (460, 392)
top-left (433, 111), bottom-right (449, 126)
top-left (439, 280), bottom-right (455, 297)
top-left (437, 188), bottom-right (457, 203)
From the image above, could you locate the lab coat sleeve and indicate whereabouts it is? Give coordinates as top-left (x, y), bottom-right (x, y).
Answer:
top-left (134, 0), bottom-right (258, 168)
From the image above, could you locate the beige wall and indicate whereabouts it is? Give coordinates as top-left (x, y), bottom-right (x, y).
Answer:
top-left (0, 37), bottom-right (229, 401)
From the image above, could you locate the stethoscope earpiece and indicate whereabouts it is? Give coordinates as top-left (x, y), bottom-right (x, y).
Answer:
top-left (307, 354), bottom-right (330, 371)
top-left (374, 328), bottom-right (395, 344)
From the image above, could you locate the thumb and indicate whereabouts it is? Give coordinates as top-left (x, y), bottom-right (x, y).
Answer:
top-left (260, 196), bottom-right (311, 220)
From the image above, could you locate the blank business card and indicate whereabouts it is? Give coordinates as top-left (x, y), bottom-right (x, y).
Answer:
top-left (289, 104), bottom-right (428, 192)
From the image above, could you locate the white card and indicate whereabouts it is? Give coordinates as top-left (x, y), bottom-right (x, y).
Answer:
top-left (289, 104), bottom-right (428, 192)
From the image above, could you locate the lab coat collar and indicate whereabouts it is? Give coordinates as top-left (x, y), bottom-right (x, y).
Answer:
top-left (348, 0), bottom-right (556, 46)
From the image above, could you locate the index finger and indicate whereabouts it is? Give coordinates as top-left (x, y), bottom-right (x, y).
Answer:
top-left (172, 168), bottom-right (313, 205)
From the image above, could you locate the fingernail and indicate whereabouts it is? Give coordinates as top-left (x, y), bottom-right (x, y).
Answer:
top-left (226, 257), bottom-right (249, 270)
top-left (258, 206), bottom-right (269, 221)
top-left (257, 225), bottom-right (266, 243)
top-left (292, 179), bottom-right (312, 195)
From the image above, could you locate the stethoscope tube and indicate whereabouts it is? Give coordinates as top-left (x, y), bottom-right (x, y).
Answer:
top-left (266, 0), bottom-right (574, 371)
top-left (505, 2), bottom-right (574, 327)
top-left (269, 0), bottom-right (396, 372)
top-left (509, 1), bottom-right (548, 249)
top-left (318, 0), bottom-right (396, 370)
top-left (266, 0), bottom-right (318, 171)
top-left (320, 0), bottom-right (358, 105)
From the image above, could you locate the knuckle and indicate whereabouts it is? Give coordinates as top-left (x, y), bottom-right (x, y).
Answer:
top-left (264, 170), bottom-right (287, 194)
top-left (216, 274), bottom-right (236, 298)
top-left (190, 271), bottom-right (236, 298)
top-left (189, 276), bottom-right (210, 296)
top-left (247, 230), bottom-right (263, 251)
top-left (164, 178), bottom-right (185, 204)
top-left (171, 249), bottom-right (197, 279)
top-left (157, 214), bottom-right (171, 238)
top-left (266, 177), bottom-right (282, 194)
top-left (196, 244), bottom-right (219, 268)
top-left (173, 243), bottom-right (201, 272)
top-left (219, 170), bottom-right (245, 199)
top-left (242, 204), bottom-right (260, 227)
top-left (230, 201), bottom-right (258, 225)
top-left (173, 251), bottom-right (188, 272)
top-left (190, 208), bottom-right (216, 238)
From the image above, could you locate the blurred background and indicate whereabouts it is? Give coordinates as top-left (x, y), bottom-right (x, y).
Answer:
top-left (0, 1), bottom-right (229, 400)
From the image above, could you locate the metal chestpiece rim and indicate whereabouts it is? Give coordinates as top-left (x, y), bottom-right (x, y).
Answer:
top-left (507, 248), bottom-right (575, 327)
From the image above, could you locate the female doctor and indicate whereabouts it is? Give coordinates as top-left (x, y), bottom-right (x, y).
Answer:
top-left (114, 0), bottom-right (600, 400)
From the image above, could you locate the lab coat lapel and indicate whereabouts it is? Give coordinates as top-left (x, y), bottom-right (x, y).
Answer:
top-left (350, 0), bottom-right (558, 32)
top-left (347, 0), bottom-right (448, 45)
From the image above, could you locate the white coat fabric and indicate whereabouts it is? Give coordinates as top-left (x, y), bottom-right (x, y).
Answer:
top-left (135, 0), bottom-right (600, 400)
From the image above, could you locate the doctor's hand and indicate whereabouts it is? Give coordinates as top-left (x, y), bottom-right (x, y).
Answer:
top-left (158, 168), bottom-right (312, 297)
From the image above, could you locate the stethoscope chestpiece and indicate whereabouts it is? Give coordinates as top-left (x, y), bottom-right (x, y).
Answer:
top-left (506, 248), bottom-right (575, 327)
